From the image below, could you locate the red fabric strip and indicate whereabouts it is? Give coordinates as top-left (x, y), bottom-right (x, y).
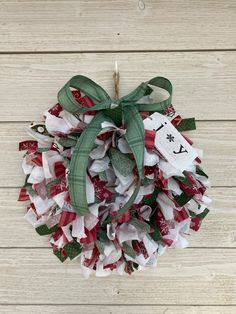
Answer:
top-left (48, 103), bottom-right (63, 117)
top-left (91, 176), bottom-right (113, 201)
top-left (31, 152), bottom-right (43, 166)
top-left (171, 115), bottom-right (182, 127)
top-left (18, 187), bottom-right (30, 201)
top-left (19, 140), bottom-right (38, 152)
top-left (59, 211), bottom-right (76, 227)
top-left (145, 130), bottom-right (156, 149)
top-left (112, 209), bottom-right (131, 223)
top-left (175, 208), bottom-right (189, 222)
top-left (54, 161), bottom-right (66, 178)
top-left (80, 223), bottom-right (100, 244)
top-left (190, 217), bottom-right (202, 231)
top-left (164, 104), bottom-right (175, 117)
top-left (155, 209), bottom-right (169, 236)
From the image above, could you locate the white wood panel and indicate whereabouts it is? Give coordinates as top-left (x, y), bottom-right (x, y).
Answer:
top-left (0, 1), bottom-right (235, 52)
top-left (1, 187), bottom-right (235, 248)
top-left (0, 1), bottom-right (235, 311)
top-left (1, 305), bottom-right (236, 314)
top-left (0, 52), bottom-right (235, 121)
top-left (0, 121), bottom-right (234, 187)
top-left (0, 248), bottom-right (236, 305)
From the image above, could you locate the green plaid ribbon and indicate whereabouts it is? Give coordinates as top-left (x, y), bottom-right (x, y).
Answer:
top-left (58, 75), bottom-right (172, 217)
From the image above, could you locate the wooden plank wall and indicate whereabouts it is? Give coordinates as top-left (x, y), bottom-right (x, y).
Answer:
top-left (0, 1), bottom-right (235, 313)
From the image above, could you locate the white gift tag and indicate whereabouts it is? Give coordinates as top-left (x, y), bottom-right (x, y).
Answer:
top-left (143, 112), bottom-right (198, 172)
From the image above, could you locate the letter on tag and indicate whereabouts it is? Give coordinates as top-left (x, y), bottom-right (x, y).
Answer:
top-left (143, 112), bottom-right (198, 172)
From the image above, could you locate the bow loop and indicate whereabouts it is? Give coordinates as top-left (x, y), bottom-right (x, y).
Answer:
top-left (58, 75), bottom-right (112, 115)
top-left (119, 82), bottom-right (149, 104)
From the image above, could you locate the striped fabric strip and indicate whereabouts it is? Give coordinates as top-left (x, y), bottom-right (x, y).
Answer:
top-left (145, 129), bottom-right (156, 149)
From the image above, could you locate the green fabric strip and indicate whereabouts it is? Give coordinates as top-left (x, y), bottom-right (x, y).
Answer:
top-left (174, 192), bottom-right (192, 207)
top-left (109, 147), bottom-right (135, 177)
top-left (36, 224), bottom-right (58, 236)
top-left (68, 112), bottom-right (110, 215)
top-left (176, 118), bottom-right (196, 132)
top-left (123, 105), bottom-right (145, 179)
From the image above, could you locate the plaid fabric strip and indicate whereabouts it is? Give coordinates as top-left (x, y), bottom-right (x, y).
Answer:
top-left (68, 112), bottom-right (109, 216)
top-left (58, 75), bottom-right (111, 115)
top-left (123, 105), bottom-right (144, 178)
top-left (138, 76), bottom-right (172, 113)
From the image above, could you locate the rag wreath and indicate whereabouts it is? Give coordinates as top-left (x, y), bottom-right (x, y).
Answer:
top-left (18, 75), bottom-right (211, 277)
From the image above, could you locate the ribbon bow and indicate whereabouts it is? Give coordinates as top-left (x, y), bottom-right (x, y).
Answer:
top-left (58, 75), bottom-right (172, 218)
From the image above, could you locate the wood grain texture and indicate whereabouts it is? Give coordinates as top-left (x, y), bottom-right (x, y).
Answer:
top-left (1, 187), bottom-right (235, 248)
top-left (0, 1), bottom-right (235, 312)
top-left (0, 52), bottom-right (235, 121)
top-left (1, 121), bottom-right (235, 187)
top-left (1, 305), bottom-right (236, 314)
top-left (0, 0), bottom-right (235, 52)
top-left (0, 248), bottom-right (236, 305)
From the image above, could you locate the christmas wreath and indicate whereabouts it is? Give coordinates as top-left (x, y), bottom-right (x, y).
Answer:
top-left (18, 71), bottom-right (211, 276)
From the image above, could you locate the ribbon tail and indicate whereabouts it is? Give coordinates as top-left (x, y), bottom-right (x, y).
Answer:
top-left (101, 106), bottom-right (145, 224)
top-left (123, 105), bottom-right (145, 179)
top-left (68, 112), bottom-right (111, 216)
